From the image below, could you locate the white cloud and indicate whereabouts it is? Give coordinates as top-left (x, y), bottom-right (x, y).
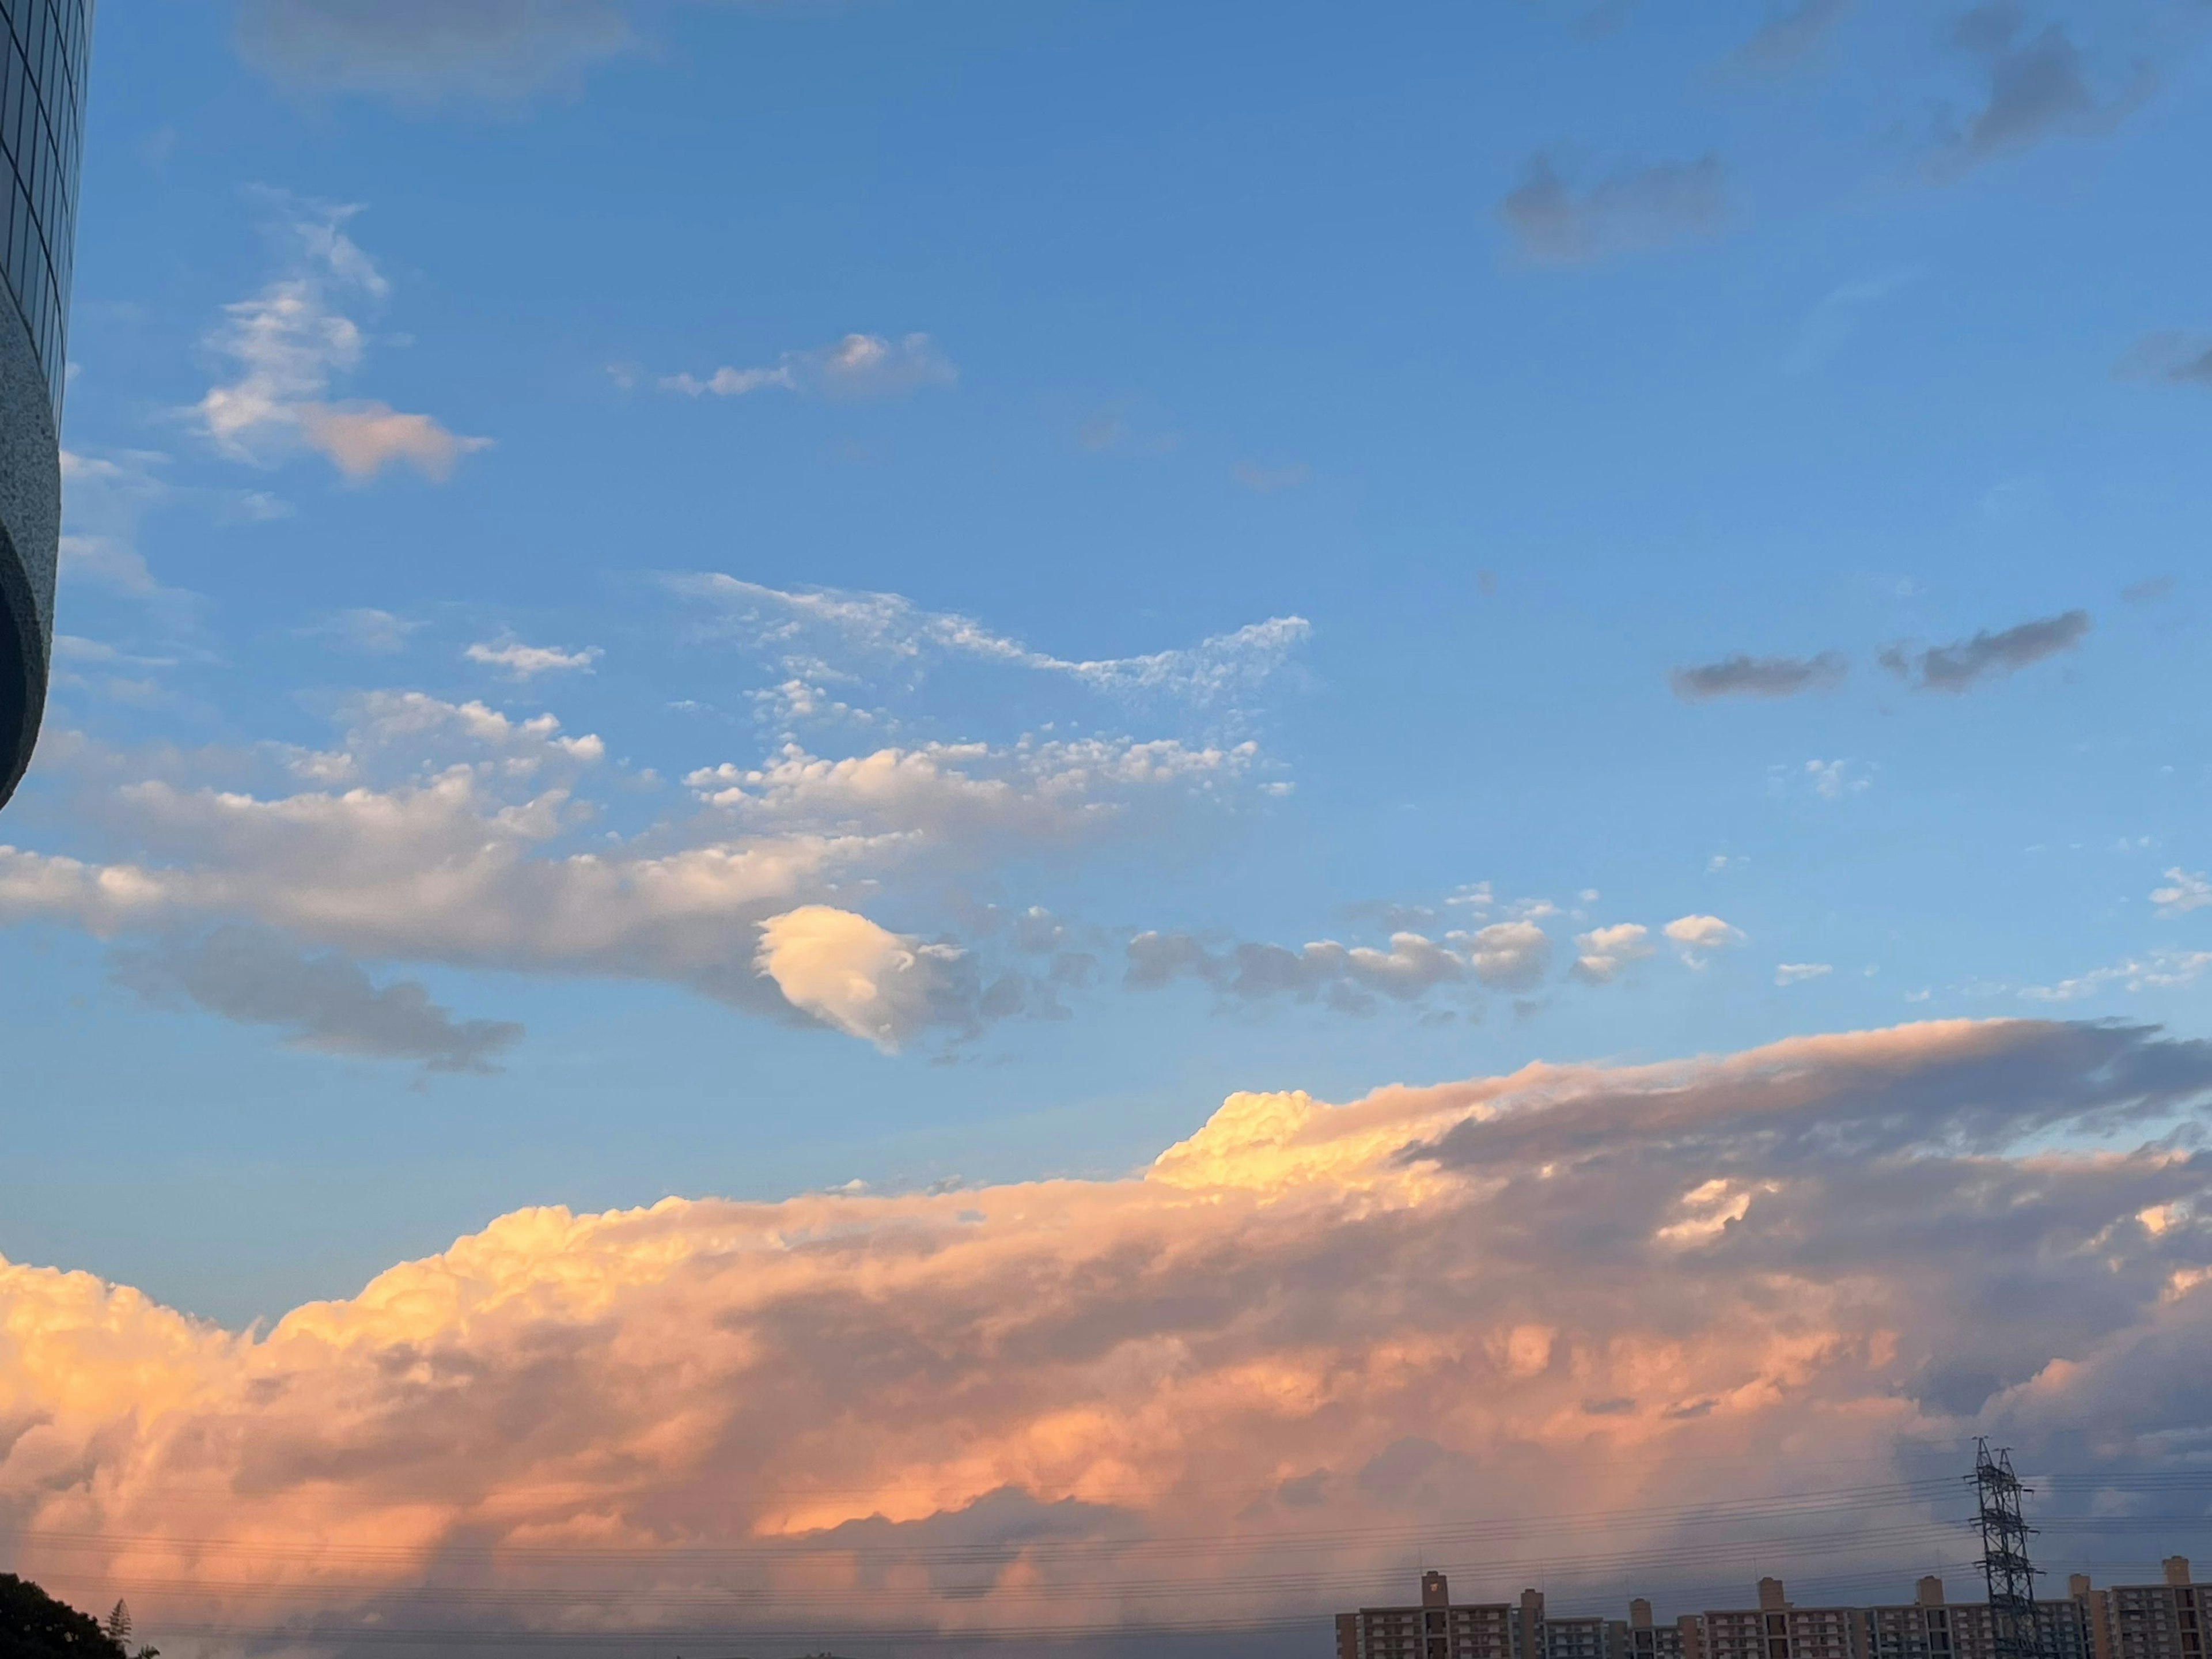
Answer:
top-left (191, 199), bottom-right (490, 482)
top-left (1461, 919), bottom-right (1554, 990)
top-left (755, 905), bottom-right (970, 1052)
top-left (672, 573), bottom-right (1309, 718)
top-left (465, 637), bottom-right (604, 679)
top-left (2152, 867), bottom-right (2212, 917)
top-left (1775, 961), bottom-right (1834, 986)
top-left (1571, 922), bottom-right (1654, 983)
top-left (1, 698), bottom-right (1253, 1050)
top-left (1126, 914), bottom-right (1560, 1012)
top-left (2019, 949), bottom-right (2212, 1005)
top-left (1664, 913), bottom-right (1746, 965)
top-left (661, 332), bottom-right (957, 403)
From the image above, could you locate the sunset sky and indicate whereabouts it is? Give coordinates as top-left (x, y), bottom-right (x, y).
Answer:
top-left (5, 2), bottom-right (2212, 1654)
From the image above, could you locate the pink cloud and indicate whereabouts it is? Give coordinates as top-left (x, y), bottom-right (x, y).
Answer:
top-left (2, 1018), bottom-right (2208, 1647)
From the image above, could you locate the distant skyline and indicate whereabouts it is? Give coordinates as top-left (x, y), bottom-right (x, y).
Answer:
top-left (4, 3), bottom-right (2212, 1655)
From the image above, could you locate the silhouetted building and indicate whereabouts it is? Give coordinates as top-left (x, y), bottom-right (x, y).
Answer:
top-left (1335, 1574), bottom-right (1532, 1659)
top-left (1341, 1562), bottom-right (2200, 1659)
top-left (0, 0), bottom-right (93, 807)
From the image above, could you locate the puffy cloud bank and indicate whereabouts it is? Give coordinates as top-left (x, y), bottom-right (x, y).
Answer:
top-left (3, 1020), bottom-right (2210, 1650)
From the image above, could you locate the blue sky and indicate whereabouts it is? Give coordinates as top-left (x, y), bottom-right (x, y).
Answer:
top-left (10, 0), bottom-right (2212, 1328)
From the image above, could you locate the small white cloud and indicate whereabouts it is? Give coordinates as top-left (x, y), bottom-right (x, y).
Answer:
top-left (1464, 921), bottom-right (1553, 990)
top-left (298, 401), bottom-right (493, 482)
top-left (1665, 914), bottom-right (1746, 966)
top-left (660, 333), bottom-right (956, 403)
top-left (755, 905), bottom-right (967, 1053)
top-left (191, 200), bottom-right (487, 483)
top-left (1572, 923), bottom-right (1654, 984)
top-left (1775, 962), bottom-right (1834, 986)
top-left (465, 638), bottom-right (603, 680)
top-left (2020, 949), bottom-right (2212, 1005)
top-left (2151, 868), bottom-right (2212, 918)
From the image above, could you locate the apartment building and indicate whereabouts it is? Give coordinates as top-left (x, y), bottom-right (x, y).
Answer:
top-left (1342, 1559), bottom-right (2198, 1659)
top-left (1336, 1573), bottom-right (1521, 1659)
top-left (1862, 1574), bottom-right (2094, 1659)
top-left (2100, 1558), bottom-right (2201, 1659)
top-left (1628, 1597), bottom-right (1688, 1659)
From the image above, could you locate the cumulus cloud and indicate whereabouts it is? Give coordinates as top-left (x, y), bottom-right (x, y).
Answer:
top-left (660, 333), bottom-right (957, 402)
top-left (671, 573), bottom-right (1310, 722)
top-left (1664, 914), bottom-right (1746, 966)
top-left (1571, 922), bottom-right (1654, 983)
top-left (1499, 152), bottom-right (1725, 264)
top-left (191, 199), bottom-right (490, 482)
top-left (1878, 610), bottom-right (2089, 692)
top-left (755, 905), bottom-right (974, 1052)
top-left (2018, 949), bottom-right (2212, 1004)
top-left (464, 637), bottom-right (604, 679)
top-left (3, 1020), bottom-right (2209, 1647)
top-left (2151, 869), bottom-right (2212, 918)
top-left (237, 0), bottom-right (635, 100)
top-left (0, 694), bottom-right (1247, 1050)
top-left (1670, 651), bottom-right (1847, 702)
top-left (111, 925), bottom-right (522, 1074)
top-left (1126, 918), bottom-right (1554, 1014)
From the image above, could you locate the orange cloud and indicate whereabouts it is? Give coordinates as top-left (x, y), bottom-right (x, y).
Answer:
top-left (3, 1019), bottom-right (2209, 1651)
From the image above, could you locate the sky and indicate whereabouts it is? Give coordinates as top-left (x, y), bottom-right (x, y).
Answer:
top-left (5, 0), bottom-right (2212, 1653)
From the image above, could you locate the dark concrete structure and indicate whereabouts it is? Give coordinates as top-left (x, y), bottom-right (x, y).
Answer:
top-left (0, 0), bottom-right (91, 808)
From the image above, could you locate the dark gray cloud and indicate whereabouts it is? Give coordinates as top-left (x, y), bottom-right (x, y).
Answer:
top-left (2119, 332), bottom-right (2212, 387)
top-left (1733, 0), bottom-right (1851, 69)
top-left (1937, 2), bottom-right (2153, 170)
top-left (237, 0), bottom-right (636, 100)
top-left (1127, 921), bottom-right (1551, 1012)
top-left (111, 926), bottom-right (523, 1073)
top-left (1670, 650), bottom-right (1847, 702)
top-left (1878, 609), bottom-right (2089, 692)
top-left (1499, 153), bottom-right (1725, 264)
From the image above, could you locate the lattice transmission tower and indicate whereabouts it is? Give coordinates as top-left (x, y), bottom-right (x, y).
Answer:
top-left (1974, 1438), bottom-right (2044, 1659)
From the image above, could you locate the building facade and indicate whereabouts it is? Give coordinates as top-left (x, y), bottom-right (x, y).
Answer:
top-left (1343, 1562), bottom-right (2199, 1659)
top-left (0, 0), bottom-right (92, 808)
top-left (2101, 1558), bottom-right (2202, 1659)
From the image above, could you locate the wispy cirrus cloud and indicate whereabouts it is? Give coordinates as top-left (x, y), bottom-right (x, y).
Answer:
top-left (191, 197), bottom-right (490, 483)
top-left (671, 573), bottom-right (1310, 726)
top-left (6, 1019), bottom-right (2209, 1646)
top-left (658, 333), bottom-right (957, 402)
top-left (1879, 609), bottom-right (2089, 692)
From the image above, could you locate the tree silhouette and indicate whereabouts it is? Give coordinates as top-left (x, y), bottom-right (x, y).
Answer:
top-left (0, 1574), bottom-right (127, 1659)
